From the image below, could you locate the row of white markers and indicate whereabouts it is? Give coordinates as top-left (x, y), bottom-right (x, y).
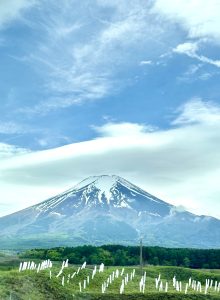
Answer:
top-left (19, 259), bottom-right (52, 273)
top-left (18, 260), bottom-right (220, 295)
top-left (154, 273), bottom-right (220, 295)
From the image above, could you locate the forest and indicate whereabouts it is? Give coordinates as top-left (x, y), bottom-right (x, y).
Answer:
top-left (21, 245), bottom-right (220, 269)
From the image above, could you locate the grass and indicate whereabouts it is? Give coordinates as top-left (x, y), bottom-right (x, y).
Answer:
top-left (0, 256), bottom-right (220, 299)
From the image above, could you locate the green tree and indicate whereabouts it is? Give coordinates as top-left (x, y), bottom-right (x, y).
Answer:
top-left (183, 257), bottom-right (190, 268)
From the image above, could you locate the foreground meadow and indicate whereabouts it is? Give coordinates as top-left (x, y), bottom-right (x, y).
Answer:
top-left (0, 254), bottom-right (220, 299)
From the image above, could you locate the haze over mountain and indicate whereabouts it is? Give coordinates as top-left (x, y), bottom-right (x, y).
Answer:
top-left (0, 175), bottom-right (219, 249)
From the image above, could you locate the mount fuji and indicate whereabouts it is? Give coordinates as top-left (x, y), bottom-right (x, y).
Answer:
top-left (0, 175), bottom-right (219, 249)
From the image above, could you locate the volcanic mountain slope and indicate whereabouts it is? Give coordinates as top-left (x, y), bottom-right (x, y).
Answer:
top-left (0, 175), bottom-right (219, 249)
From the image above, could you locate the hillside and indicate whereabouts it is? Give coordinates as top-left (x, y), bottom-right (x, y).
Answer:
top-left (0, 254), bottom-right (220, 300)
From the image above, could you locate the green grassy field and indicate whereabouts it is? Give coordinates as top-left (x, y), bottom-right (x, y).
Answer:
top-left (0, 254), bottom-right (220, 299)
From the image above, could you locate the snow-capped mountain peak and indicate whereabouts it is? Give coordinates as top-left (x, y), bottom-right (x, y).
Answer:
top-left (0, 175), bottom-right (220, 249)
top-left (73, 175), bottom-right (118, 204)
top-left (73, 175), bottom-right (118, 189)
top-left (35, 175), bottom-right (172, 216)
top-left (72, 174), bottom-right (164, 204)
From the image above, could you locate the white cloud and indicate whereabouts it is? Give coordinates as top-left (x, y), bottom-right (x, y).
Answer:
top-left (1, 99), bottom-right (220, 219)
top-left (0, 143), bottom-right (30, 159)
top-left (35, 134), bottom-right (72, 149)
top-left (173, 42), bottom-right (198, 56)
top-left (196, 55), bottom-right (220, 68)
top-left (153, 1), bottom-right (220, 70)
top-left (173, 42), bottom-right (220, 68)
top-left (0, 0), bottom-right (36, 28)
top-left (170, 205), bottom-right (187, 215)
top-left (92, 122), bottom-right (155, 137)
top-left (173, 98), bottom-right (220, 125)
top-left (139, 60), bottom-right (152, 66)
top-left (153, 0), bottom-right (220, 42)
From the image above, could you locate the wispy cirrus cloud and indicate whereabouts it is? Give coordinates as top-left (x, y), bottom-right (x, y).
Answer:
top-left (0, 121), bottom-right (30, 135)
top-left (173, 42), bottom-right (220, 68)
top-left (176, 64), bottom-right (218, 83)
top-left (152, 0), bottom-right (220, 75)
top-left (16, 0), bottom-right (171, 114)
top-left (2, 0), bottom-right (220, 118)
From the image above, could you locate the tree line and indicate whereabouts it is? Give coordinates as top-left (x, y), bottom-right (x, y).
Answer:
top-left (21, 245), bottom-right (220, 269)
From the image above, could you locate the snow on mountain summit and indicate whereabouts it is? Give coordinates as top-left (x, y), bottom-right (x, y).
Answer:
top-left (72, 175), bottom-right (155, 197)
top-left (71, 175), bottom-right (142, 205)
top-left (72, 175), bottom-right (142, 204)
top-left (35, 174), bottom-right (172, 216)
top-left (73, 175), bottom-right (119, 203)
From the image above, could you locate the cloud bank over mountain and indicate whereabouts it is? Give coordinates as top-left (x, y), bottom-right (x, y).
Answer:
top-left (0, 99), bottom-right (220, 219)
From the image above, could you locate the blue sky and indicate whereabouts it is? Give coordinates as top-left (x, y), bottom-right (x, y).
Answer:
top-left (1, 0), bottom-right (220, 218)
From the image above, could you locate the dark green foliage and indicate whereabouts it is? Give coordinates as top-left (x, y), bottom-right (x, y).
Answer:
top-left (21, 245), bottom-right (220, 269)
